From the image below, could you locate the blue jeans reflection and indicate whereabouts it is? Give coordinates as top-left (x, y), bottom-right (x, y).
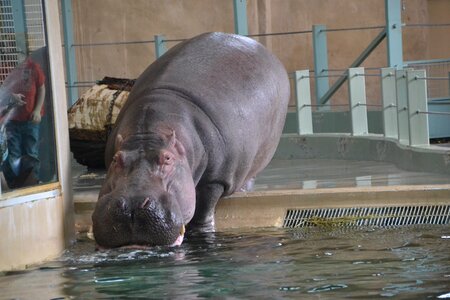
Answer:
top-left (3, 120), bottom-right (40, 188)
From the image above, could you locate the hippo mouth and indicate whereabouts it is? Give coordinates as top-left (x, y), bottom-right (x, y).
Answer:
top-left (92, 191), bottom-right (188, 250)
top-left (92, 225), bottom-right (186, 251)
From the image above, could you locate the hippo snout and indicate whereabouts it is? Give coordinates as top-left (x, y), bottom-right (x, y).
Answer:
top-left (92, 193), bottom-right (185, 248)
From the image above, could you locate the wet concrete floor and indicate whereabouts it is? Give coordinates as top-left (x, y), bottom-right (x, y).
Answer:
top-left (72, 157), bottom-right (450, 194)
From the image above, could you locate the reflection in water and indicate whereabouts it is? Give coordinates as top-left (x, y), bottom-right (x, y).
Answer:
top-left (254, 159), bottom-right (450, 191)
top-left (72, 158), bottom-right (450, 194)
top-left (1, 226), bottom-right (449, 299)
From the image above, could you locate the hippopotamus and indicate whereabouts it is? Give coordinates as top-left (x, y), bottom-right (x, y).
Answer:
top-left (92, 32), bottom-right (290, 249)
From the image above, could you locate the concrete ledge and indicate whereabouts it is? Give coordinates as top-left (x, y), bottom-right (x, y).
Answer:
top-left (74, 184), bottom-right (450, 232)
top-left (215, 184), bottom-right (450, 229)
top-left (276, 134), bottom-right (450, 175)
top-left (0, 194), bottom-right (66, 271)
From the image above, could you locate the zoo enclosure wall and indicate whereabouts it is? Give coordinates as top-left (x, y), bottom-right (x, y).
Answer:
top-left (63, 0), bottom-right (450, 108)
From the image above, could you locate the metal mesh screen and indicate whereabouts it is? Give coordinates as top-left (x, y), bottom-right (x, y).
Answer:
top-left (24, 0), bottom-right (45, 51)
top-left (0, 0), bottom-right (45, 83)
top-left (283, 205), bottom-right (450, 228)
top-left (0, 0), bottom-right (16, 82)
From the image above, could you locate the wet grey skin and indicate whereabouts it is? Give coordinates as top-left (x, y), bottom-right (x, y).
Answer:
top-left (92, 32), bottom-right (290, 249)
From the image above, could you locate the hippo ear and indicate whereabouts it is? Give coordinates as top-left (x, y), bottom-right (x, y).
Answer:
top-left (167, 130), bottom-right (186, 156)
top-left (115, 134), bottom-right (124, 150)
top-left (167, 130), bottom-right (176, 148)
top-left (112, 151), bottom-right (125, 169)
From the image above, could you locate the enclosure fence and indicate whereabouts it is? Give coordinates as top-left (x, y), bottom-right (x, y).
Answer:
top-left (291, 66), bottom-right (450, 147)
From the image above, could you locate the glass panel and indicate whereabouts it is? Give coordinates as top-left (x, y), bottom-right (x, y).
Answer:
top-left (0, 0), bottom-right (57, 196)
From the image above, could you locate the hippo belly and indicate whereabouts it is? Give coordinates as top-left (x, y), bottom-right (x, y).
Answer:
top-left (92, 32), bottom-right (290, 249)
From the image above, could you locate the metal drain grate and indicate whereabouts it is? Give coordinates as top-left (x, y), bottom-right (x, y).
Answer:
top-left (283, 205), bottom-right (450, 228)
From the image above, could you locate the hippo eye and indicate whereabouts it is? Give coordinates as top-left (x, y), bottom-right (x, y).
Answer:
top-left (159, 151), bottom-right (174, 166)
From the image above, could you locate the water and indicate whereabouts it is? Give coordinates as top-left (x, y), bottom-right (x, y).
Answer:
top-left (1, 226), bottom-right (449, 299)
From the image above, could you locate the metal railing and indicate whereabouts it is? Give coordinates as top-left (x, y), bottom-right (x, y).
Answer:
top-left (291, 66), bottom-right (450, 147)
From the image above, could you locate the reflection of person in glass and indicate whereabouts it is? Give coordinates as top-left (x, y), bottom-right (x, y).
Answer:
top-left (1, 51), bottom-right (45, 188)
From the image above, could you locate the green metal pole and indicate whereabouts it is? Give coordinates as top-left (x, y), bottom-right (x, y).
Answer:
top-left (11, 0), bottom-right (27, 57)
top-left (385, 0), bottom-right (403, 68)
top-left (313, 25), bottom-right (329, 108)
top-left (233, 0), bottom-right (248, 36)
top-left (154, 35), bottom-right (167, 59)
top-left (61, 0), bottom-right (78, 106)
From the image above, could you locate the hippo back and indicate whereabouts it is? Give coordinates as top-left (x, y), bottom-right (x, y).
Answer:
top-left (114, 32), bottom-right (290, 194)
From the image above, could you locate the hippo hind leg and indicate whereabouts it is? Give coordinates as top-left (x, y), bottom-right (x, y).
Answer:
top-left (189, 183), bottom-right (224, 232)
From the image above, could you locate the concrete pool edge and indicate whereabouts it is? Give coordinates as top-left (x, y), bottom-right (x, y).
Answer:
top-left (74, 184), bottom-right (450, 232)
top-left (216, 184), bottom-right (450, 229)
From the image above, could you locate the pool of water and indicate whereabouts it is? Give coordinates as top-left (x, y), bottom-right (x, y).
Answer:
top-left (1, 225), bottom-right (449, 299)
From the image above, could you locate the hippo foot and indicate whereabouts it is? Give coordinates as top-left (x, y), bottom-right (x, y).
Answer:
top-left (188, 218), bottom-right (215, 233)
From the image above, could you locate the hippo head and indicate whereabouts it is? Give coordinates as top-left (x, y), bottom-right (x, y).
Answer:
top-left (92, 130), bottom-right (195, 249)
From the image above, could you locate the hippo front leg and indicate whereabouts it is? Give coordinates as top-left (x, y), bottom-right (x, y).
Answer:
top-left (189, 183), bottom-right (224, 232)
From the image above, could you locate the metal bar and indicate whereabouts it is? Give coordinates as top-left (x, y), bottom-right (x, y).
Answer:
top-left (163, 38), bottom-right (188, 43)
top-left (407, 69), bottom-right (429, 146)
top-left (417, 111), bottom-right (450, 116)
top-left (313, 24), bottom-right (329, 109)
top-left (404, 23), bottom-right (450, 28)
top-left (233, 0), bottom-right (248, 36)
top-left (247, 30), bottom-right (312, 37)
top-left (359, 74), bottom-right (381, 77)
top-left (381, 68), bottom-right (398, 139)
top-left (154, 34), bottom-right (166, 59)
top-left (322, 25), bottom-right (385, 32)
top-left (319, 29), bottom-right (387, 105)
top-left (325, 67), bottom-right (382, 72)
top-left (405, 58), bottom-right (450, 66)
top-left (303, 104), bottom-right (348, 107)
top-left (294, 70), bottom-right (313, 135)
top-left (323, 68), bottom-right (347, 72)
top-left (304, 74), bottom-right (345, 78)
top-left (72, 40), bottom-right (155, 47)
top-left (348, 67), bottom-right (368, 135)
top-left (414, 77), bottom-right (449, 81)
top-left (385, 0), bottom-right (403, 68)
top-left (61, 0), bottom-right (78, 105)
top-left (358, 104), bottom-right (383, 107)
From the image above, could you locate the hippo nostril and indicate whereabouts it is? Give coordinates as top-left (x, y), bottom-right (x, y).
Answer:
top-left (116, 198), bottom-right (127, 211)
top-left (141, 197), bottom-right (151, 209)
